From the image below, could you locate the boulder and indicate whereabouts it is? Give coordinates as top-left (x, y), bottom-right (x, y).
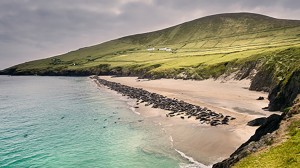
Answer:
top-left (256, 96), bottom-right (264, 100)
top-left (247, 117), bottom-right (267, 126)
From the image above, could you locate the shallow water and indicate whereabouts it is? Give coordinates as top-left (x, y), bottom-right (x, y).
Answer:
top-left (0, 76), bottom-right (195, 168)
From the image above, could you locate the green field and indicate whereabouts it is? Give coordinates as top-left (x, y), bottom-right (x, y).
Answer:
top-left (3, 13), bottom-right (300, 78)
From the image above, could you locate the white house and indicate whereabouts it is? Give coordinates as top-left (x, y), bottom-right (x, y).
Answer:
top-left (147, 47), bottom-right (155, 51)
top-left (159, 47), bottom-right (167, 51)
top-left (159, 47), bottom-right (172, 52)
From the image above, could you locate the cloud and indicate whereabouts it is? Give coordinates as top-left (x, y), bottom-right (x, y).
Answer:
top-left (0, 0), bottom-right (300, 69)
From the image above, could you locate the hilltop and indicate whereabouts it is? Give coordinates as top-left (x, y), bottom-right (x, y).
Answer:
top-left (1, 12), bottom-right (300, 111)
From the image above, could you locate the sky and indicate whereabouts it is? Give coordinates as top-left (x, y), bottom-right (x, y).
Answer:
top-left (1, 0), bottom-right (300, 69)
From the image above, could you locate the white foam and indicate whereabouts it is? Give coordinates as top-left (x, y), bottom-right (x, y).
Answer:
top-left (130, 107), bottom-right (141, 115)
top-left (169, 135), bottom-right (174, 142)
top-left (134, 111), bottom-right (141, 115)
top-left (169, 135), bottom-right (174, 147)
top-left (175, 149), bottom-right (212, 168)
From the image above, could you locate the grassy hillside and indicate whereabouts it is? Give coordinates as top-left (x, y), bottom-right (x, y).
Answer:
top-left (2, 12), bottom-right (300, 111)
top-left (3, 12), bottom-right (300, 78)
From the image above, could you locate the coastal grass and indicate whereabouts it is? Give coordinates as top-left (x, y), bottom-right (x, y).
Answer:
top-left (233, 120), bottom-right (300, 168)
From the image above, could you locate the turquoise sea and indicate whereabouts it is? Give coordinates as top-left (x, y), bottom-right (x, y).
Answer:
top-left (0, 76), bottom-right (201, 168)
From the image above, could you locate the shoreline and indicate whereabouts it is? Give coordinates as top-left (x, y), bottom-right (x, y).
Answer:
top-left (92, 78), bottom-right (215, 166)
top-left (91, 76), bottom-right (278, 165)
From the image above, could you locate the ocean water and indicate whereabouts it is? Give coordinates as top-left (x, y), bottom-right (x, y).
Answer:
top-left (0, 76), bottom-right (197, 168)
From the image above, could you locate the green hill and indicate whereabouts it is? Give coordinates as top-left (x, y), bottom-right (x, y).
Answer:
top-left (2, 12), bottom-right (300, 111)
top-left (3, 12), bottom-right (300, 77)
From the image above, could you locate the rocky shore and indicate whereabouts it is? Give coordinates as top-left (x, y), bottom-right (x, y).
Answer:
top-left (93, 76), bottom-right (236, 126)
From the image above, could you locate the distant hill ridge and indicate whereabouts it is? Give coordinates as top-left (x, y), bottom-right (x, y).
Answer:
top-left (117, 12), bottom-right (300, 45)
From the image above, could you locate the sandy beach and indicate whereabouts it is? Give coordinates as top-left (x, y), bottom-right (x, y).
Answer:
top-left (95, 76), bottom-right (279, 165)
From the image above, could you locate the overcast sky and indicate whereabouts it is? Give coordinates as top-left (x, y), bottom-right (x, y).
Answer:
top-left (1, 0), bottom-right (300, 69)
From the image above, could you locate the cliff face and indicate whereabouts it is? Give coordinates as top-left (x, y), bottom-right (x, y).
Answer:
top-left (249, 68), bottom-right (274, 92)
top-left (248, 48), bottom-right (300, 111)
top-left (268, 70), bottom-right (300, 111)
top-left (249, 69), bottom-right (300, 111)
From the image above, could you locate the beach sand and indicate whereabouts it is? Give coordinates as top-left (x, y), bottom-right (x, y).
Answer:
top-left (95, 76), bottom-right (279, 165)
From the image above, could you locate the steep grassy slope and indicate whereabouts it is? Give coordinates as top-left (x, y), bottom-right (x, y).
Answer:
top-left (2, 12), bottom-right (300, 111)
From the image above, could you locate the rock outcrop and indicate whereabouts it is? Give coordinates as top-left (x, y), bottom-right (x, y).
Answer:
top-left (249, 67), bottom-right (275, 92)
top-left (247, 117), bottom-right (267, 126)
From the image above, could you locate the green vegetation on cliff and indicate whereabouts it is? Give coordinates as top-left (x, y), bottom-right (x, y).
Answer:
top-left (233, 119), bottom-right (300, 168)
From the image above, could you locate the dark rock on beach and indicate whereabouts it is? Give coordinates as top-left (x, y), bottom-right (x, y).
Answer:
top-left (93, 76), bottom-right (235, 126)
top-left (256, 96), bottom-right (264, 100)
top-left (247, 117), bottom-right (267, 126)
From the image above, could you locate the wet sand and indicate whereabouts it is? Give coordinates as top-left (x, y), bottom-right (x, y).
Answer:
top-left (95, 76), bottom-right (278, 165)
